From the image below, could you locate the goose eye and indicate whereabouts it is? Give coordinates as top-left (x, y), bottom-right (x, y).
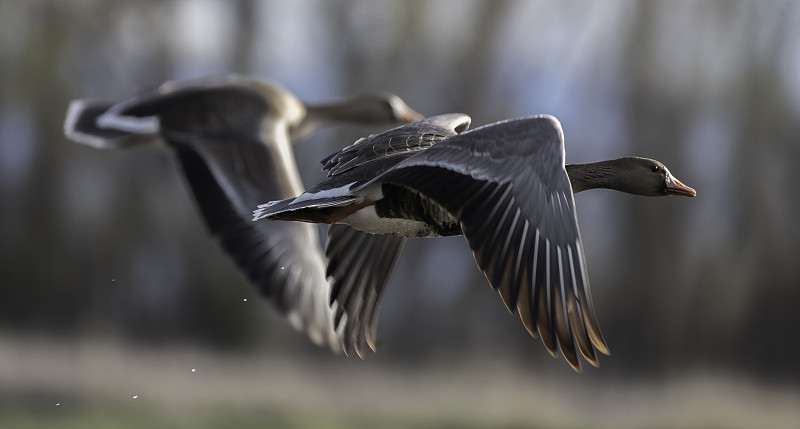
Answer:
top-left (651, 164), bottom-right (660, 173)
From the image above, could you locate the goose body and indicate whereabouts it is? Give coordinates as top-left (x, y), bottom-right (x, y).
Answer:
top-left (63, 74), bottom-right (422, 351)
top-left (254, 114), bottom-right (696, 369)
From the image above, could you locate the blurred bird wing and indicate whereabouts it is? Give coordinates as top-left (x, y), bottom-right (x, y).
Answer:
top-left (363, 115), bottom-right (608, 371)
top-left (66, 86), bottom-right (340, 349)
top-left (164, 128), bottom-right (341, 351)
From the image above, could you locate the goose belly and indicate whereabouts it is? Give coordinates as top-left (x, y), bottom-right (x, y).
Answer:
top-left (340, 206), bottom-right (444, 238)
top-left (339, 184), bottom-right (462, 238)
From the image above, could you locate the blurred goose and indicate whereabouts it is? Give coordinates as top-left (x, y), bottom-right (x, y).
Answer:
top-left (253, 114), bottom-right (696, 370)
top-left (63, 74), bottom-right (422, 350)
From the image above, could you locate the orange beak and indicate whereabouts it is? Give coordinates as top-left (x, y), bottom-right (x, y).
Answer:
top-left (665, 172), bottom-right (696, 197)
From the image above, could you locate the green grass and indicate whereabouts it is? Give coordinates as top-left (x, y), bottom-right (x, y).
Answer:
top-left (0, 403), bottom-right (545, 429)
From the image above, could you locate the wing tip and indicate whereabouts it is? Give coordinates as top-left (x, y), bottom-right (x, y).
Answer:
top-left (536, 114), bottom-right (562, 132)
top-left (593, 336), bottom-right (611, 356)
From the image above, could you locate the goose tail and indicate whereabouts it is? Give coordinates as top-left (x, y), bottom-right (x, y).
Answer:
top-left (64, 99), bottom-right (158, 149)
top-left (253, 195), bottom-right (362, 223)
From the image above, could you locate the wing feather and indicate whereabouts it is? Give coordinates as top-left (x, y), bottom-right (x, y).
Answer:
top-left (322, 114), bottom-right (470, 176)
top-left (170, 134), bottom-right (340, 351)
top-left (325, 225), bottom-right (406, 356)
top-left (362, 115), bottom-right (609, 370)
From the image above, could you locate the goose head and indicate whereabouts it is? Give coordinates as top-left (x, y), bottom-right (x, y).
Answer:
top-left (616, 157), bottom-right (696, 197)
top-left (567, 157), bottom-right (696, 196)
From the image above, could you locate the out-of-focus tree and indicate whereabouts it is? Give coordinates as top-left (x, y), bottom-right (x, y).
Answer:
top-left (1, 0), bottom-right (799, 380)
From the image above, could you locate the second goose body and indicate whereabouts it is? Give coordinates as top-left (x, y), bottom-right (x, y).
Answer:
top-left (64, 74), bottom-right (422, 351)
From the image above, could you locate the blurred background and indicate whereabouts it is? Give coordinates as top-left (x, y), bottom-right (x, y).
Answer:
top-left (2, 0), bottom-right (800, 427)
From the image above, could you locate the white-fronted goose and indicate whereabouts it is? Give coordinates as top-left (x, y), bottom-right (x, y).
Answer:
top-left (253, 114), bottom-right (696, 370)
top-left (63, 74), bottom-right (422, 351)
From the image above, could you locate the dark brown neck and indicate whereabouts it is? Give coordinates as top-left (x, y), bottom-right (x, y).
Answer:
top-left (565, 162), bottom-right (618, 193)
top-left (293, 101), bottom-right (385, 140)
top-left (305, 99), bottom-right (389, 125)
top-left (305, 103), bottom-right (352, 123)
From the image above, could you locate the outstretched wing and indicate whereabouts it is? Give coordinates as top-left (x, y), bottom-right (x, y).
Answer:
top-left (168, 132), bottom-right (340, 350)
top-left (364, 115), bottom-right (608, 371)
top-left (325, 225), bottom-right (406, 358)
